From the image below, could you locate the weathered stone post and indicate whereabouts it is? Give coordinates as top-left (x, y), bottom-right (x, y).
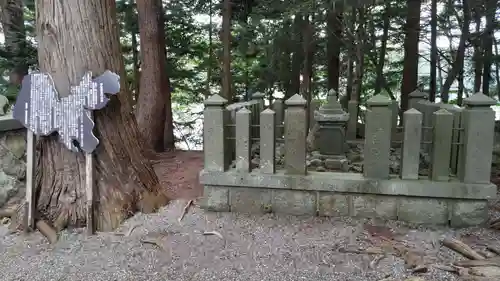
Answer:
top-left (235, 108), bottom-right (251, 172)
top-left (458, 93), bottom-right (496, 184)
top-left (439, 103), bottom-right (463, 175)
top-left (252, 92), bottom-right (265, 139)
top-left (204, 94), bottom-right (229, 171)
top-left (400, 109), bottom-right (422, 180)
top-left (346, 100), bottom-right (358, 140)
top-left (390, 100), bottom-right (399, 133)
top-left (430, 109), bottom-right (453, 181)
top-left (309, 99), bottom-right (320, 132)
top-left (314, 89), bottom-right (350, 171)
top-left (285, 94), bottom-right (307, 174)
top-left (273, 98), bottom-right (284, 138)
top-left (408, 90), bottom-right (428, 110)
top-left (364, 95), bottom-right (392, 179)
top-left (260, 109), bottom-right (276, 173)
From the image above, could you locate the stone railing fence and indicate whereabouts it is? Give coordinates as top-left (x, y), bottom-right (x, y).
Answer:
top-left (200, 91), bottom-right (497, 227)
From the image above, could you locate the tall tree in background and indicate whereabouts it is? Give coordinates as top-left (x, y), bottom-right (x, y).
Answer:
top-left (23, 0), bottom-right (169, 231)
top-left (221, 0), bottom-right (232, 101)
top-left (0, 0), bottom-right (28, 79)
top-left (136, 0), bottom-right (169, 151)
top-left (429, 0), bottom-right (437, 102)
top-left (327, 2), bottom-right (342, 92)
top-left (482, 0), bottom-right (496, 96)
top-left (400, 0), bottom-right (421, 111)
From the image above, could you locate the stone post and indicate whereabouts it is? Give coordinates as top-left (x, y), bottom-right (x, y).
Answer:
top-left (314, 89), bottom-right (350, 171)
top-left (401, 109), bottom-right (422, 180)
top-left (390, 100), bottom-right (399, 130)
top-left (273, 98), bottom-right (284, 138)
top-left (439, 104), bottom-right (463, 175)
top-left (252, 92), bottom-right (265, 139)
top-left (408, 90), bottom-right (428, 110)
top-left (309, 99), bottom-right (320, 132)
top-left (285, 94), bottom-right (307, 175)
top-left (260, 109), bottom-right (276, 173)
top-left (458, 93), bottom-right (496, 184)
top-left (203, 94), bottom-right (229, 171)
top-left (346, 100), bottom-right (358, 140)
top-left (363, 95), bottom-right (392, 179)
top-left (430, 109), bottom-right (453, 181)
top-left (235, 108), bottom-right (251, 172)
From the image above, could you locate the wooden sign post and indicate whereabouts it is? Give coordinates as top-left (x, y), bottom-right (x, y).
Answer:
top-left (13, 70), bottom-right (120, 237)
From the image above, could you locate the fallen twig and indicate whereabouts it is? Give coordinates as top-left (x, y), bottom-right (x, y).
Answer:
top-left (486, 245), bottom-right (500, 256)
top-left (203, 231), bottom-right (224, 240)
top-left (114, 223), bottom-right (141, 237)
top-left (369, 254), bottom-right (385, 269)
top-left (433, 264), bottom-right (459, 273)
top-left (36, 220), bottom-right (58, 244)
top-left (454, 257), bottom-right (500, 268)
top-left (140, 238), bottom-right (166, 251)
top-left (442, 238), bottom-right (485, 260)
top-left (468, 266), bottom-right (500, 277)
top-left (178, 200), bottom-right (193, 223)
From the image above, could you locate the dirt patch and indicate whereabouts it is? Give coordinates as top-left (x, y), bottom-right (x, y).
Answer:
top-left (152, 150), bottom-right (203, 200)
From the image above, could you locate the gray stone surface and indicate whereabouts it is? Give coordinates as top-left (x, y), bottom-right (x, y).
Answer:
top-left (260, 109), bottom-right (276, 174)
top-left (229, 187), bottom-right (272, 214)
top-left (459, 93), bottom-right (496, 183)
top-left (317, 193), bottom-right (350, 216)
top-left (272, 98), bottom-right (284, 138)
top-left (438, 104), bottom-right (463, 175)
top-left (398, 198), bottom-right (449, 225)
top-left (284, 94), bottom-right (307, 175)
top-left (203, 95), bottom-right (229, 172)
top-left (272, 190), bottom-right (316, 216)
top-left (364, 95), bottom-right (392, 179)
top-left (450, 200), bottom-right (488, 227)
top-left (352, 195), bottom-right (398, 220)
top-left (235, 108), bottom-right (251, 172)
top-left (200, 170), bottom-right (496, 200)
top-left (201, 185), bottom-right (229, 211)
top-left (408, 90), bottom-right (428, 110)
top-left (0, 129), bottom-right (26, 208)
top-left (431, 109), bottom-right (453, 181)
top-left (401, 109), bottom-right (422, 180)
top-left (390, 100), bottom-right (399, 135)
top-left (347, 100), bottom-right (358, 140)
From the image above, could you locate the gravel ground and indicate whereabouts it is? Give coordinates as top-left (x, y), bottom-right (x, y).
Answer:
top-left (0, 200), bottom-right (499, 281)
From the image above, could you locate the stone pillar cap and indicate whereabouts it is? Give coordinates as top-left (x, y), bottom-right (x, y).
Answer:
top-left (252, 92), bottom-right (266, 99)
top-left (204, 94), bottom-right (228, 106)
top-left (367, 94), bottom-right (392, 106)
top-left (285, 94), bottom-right (307, 106)
top-left (315, 89), bottom-right (349, 122)
top-left (409, 90), bottom-right (429, 99)
top-left (464, 92), bottom-right (497, 106)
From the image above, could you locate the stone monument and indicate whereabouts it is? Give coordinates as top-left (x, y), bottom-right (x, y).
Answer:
top-left (314, 89), bottom-right (350, 171)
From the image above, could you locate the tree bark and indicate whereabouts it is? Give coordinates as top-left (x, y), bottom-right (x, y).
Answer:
top-left (429, 0), bottom-right (437, 102)
top-left (21, 0), bottom-right (170, 232)
top-left (290, 15), bottom-right (304, 97)
top-left (221, 0), bottom-right (232, 101)
top-left (472, 7), bottom-right (482, 93)
top-left (400, 0), bottom-right (421, 111)
top-left (0, 0), bottom-right (28, 77)
top-left (374, 3), bottom-right (390, 96)
top-left (136, 0), bottom-right (169, 152)
top-left (481, 0), bottom-right (496, 96)
top-left (352, 8), bottom-right (365, 103)
top-left (327, 3), bottom-right (343, 92)
top-left (440, 0), bottom-right (470, 102)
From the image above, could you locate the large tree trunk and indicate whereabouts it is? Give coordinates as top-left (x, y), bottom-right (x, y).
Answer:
top-left (352, 8), bottom-right (365, 103)
top-left (136, 0), bottom-right (168, 152)
top-left (221, 0), bottom-right (232, 101)
top-left (481, 0), bottom-right (496, 96)
top-left (327, 3), bottom-right (342, 92)
top-left (472, 6), bottom-right (482, 93)
top-left (429, 0), bottom-right (437, 102)
top-left (440, 0), bottom-right (470, 102)
top-left (0, 0), bottom-right (28, 77)
top-left (374, 3), bottom-right (390, 96)
top-left (290, 15), bottom-right (304, 97)
top-left (20, 0), bottom-right (170, 232)
top-left (400, 0), bottom-right (421, 111)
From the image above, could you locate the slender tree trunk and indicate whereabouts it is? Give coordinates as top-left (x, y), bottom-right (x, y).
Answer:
top-left (206, 0), bottom-right (213, 98)
top-left (136, 0), bottom-right (168, 152)
top-left (472, 8), bottom-right (482, 93)
top-left (127, 0), bottom-right (140, 105)
top-left (352, 8), bottom-right (365, 103)
top-left (374, 3), bottom-right (390, 96)
top-left (440, 0), bottom-right (470, 102)
top-left (457, 70), bottom-right (464, 105)
top-left (481, 0), bottom-right (495, 96)
top-left (327, 2), bottom-right (342, 92)
top-left (160, 0), bottom-right (175, 150)
top-left (0, 0), bottom-right (28, 76)
top-left (221, 0), bottom-right (232, 101)
top-left (290, 15), bottom-right (304, 96)
top-left (400, 0), bottom-right (421, 112)
top-left (25, 0), bottom-right (169, 231)
top-left (429, 0), bottom-right (437, 102)
top-left (494, 40), bottom-right (500, 101)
